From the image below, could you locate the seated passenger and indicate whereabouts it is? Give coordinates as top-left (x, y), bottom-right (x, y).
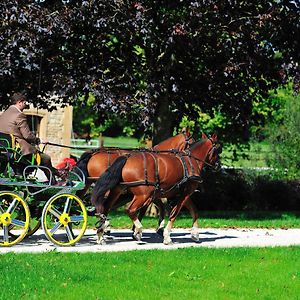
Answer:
top-left (0, 92), bottom-right (64, 182)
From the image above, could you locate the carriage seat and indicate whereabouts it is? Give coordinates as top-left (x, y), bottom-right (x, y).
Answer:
top-left (0, 132), bottom-right (16, 159)
top-left (0, 132), bottom-right (40, 176)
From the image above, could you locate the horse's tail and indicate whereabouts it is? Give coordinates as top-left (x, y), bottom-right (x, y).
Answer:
top-left (75, 150), bottom-right (94, 178)
top-left (91, 156), bottom-right (128, 206)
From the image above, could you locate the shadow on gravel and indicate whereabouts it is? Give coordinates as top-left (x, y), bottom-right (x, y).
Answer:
top-left (10, 230), bottom-right (238, 248)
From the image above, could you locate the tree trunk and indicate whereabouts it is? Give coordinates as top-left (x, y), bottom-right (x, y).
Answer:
top-left (152, 97), bottom-right (173, 145)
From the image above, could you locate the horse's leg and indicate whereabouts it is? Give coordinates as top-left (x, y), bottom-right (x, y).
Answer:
top-left (95, 186), bottom-right (123, 245)
top-left (131, 197), bottom-right (165, 237)
top-left (163, 195), bottom-right (191, 245)
top-left (126, 193), bottom-right (153, 241)
top-left (184, 198), bottom-right (200, 241)
top-left (155, 198), bottom-right (166, 237)
top-left (76, 182), bottom-right (91, 199)
top-left (132, 205), bottom-right (148, 235)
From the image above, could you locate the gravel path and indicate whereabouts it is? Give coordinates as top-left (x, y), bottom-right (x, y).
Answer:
top-left (1, 228), bottom-right (300, 253)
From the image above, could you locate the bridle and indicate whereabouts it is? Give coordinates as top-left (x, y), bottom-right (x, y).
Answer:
top-left (184, 139), bottom-right (221, 172)
top-left (182, 132), bottom-right (195, 150)
top-left (206, 141), bottom-right (221, 172)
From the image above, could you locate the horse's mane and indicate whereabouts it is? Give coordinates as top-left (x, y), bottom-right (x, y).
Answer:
top-left (189, 139), bottom-right (206, 150)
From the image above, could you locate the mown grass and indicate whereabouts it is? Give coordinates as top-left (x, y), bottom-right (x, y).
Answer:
top-left (101, 136), bottom-right (142, 148)
top-left (221, 141), bottom-right (273, 168)
top-left (1, 247), bottom-right (300, 300)
top-left (86, 210), bottom-right (300, 230)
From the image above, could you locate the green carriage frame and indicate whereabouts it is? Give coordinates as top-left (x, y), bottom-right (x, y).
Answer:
top-left (0, 133), bottom-right (88, 247)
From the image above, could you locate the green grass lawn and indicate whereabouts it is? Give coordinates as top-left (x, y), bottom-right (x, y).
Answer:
top-left (221, 141), bottom-right (273, 168)
top-left (86, 210), bottom-right (300, 230)
top-left (70, 136), bottom-right (142, 158)
top-left (101, 136), bottom-right (142, 148)
top-left (1, 247), bottom-right (300, 300)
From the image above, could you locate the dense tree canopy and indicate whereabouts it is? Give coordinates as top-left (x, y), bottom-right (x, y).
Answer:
top-left (0, 0), bottom-right (299, 142)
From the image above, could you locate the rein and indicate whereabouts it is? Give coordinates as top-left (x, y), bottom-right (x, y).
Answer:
top-left (46, 132), bottom-right (194, 154)
top-left (44, 142), bottom-right (179, 152)
top-left (183, 150), bottom-right (217, 170)
top-left (44, 142), bottom-right (80, 150)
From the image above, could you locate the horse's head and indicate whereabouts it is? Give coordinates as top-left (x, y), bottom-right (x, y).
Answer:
top-left (202, 133), bottom-right (222, 172)
top-left (153, 127), bottom-right (194, 152)
top-left (180, 127), bottom-right (195, 151)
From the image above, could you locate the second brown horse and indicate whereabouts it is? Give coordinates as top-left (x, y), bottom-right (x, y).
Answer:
top-left (91, 133), bottom-right (221, 245)
top-left (75, 129), bottom-right (196, 233)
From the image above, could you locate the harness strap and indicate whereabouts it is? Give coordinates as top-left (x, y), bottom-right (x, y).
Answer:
top-left (120, 146), bottom-right (211, 194)
top-left (186, 155), bottom-right (195, 176)
top-left (147, 152), bottom-right (162, 201)
top-left (107, 150), bottom-right (111, 167)
top-left (142, 152), bottom-right (148, 185)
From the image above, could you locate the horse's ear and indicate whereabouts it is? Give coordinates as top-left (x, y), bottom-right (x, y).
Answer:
top-left (182, 127), bottom-right (190, 136)
top-left (211, 133), bottom-right (217, 142)
top-left (202, 132), bottom-right (208, 139)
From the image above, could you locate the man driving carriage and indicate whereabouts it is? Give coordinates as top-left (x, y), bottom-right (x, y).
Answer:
top-left (0, 92), bottom-right (65, 182)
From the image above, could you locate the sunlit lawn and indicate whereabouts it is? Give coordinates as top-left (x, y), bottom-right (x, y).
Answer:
top-left (1, 247), bottom-right (300, 300)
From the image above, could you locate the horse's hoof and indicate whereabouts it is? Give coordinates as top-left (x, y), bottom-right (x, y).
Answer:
top-left (96, 237), bottom-right (106, 245)
top-left (97, 239), bottom-right (106, 245)
top-left (133, 232), bottom-right (142, 241)
top-left (104, 229), bottom-right (111, 235)
top-left (163, 239), bottom-right (173, 245)
top-left (156, 228), bottom-right (164, 237)
top-left (191, 234), bottom-right (200, 242)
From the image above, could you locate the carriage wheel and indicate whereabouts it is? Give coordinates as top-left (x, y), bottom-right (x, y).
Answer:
top-left (27, 219), bottom-right (41, 236)
top-left (0, 191), bottom-right (30, 246)
top-left (41, 193), bottom-right (87, 246)
top-left (8, 215), bottom-right (41, 238)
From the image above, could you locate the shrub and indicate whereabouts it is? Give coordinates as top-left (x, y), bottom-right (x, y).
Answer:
top-left (192, 168), bottom-right (300, 211)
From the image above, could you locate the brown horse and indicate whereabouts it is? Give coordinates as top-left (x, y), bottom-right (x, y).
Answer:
top-left (76, 128), bottom-right (193, 195)
top-left (75, 129), bottom-right (195, 231)
top-left (91, 133), bottom-right (221, 244)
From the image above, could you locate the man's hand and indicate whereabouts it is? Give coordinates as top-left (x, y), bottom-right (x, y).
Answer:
top-left (40, 139), bottom-right (49, 144)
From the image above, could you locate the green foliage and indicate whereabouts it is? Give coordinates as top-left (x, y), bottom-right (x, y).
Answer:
top-left (251, 84), bottom-right (290, 140)
top-left (1, 0), bottom-right (299, 144)
top-left (265, 87), bottom-right (300, 179)
top-left (177, 105), bottom-right (230, 139)
top-left (177, 115), bottom-right (196, 133)
top-left (195, 169), bottom-right (300, 211)
top-left (73, 99), bottom-right (139, 138)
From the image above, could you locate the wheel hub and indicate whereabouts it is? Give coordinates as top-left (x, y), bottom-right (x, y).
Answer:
top-left (0, 212), bottom-right (12, 226)
top-left (59, 213), bottom-right (70, 226)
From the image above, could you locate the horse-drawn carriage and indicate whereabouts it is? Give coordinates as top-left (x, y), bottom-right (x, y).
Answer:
top-left (0, 132), bottom-right (88, 247)
top-left (0, 130), bottom-right (221, 247)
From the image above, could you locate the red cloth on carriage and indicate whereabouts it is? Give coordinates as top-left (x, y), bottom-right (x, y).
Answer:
top-left (55, 157), bottom-right (77, 171)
